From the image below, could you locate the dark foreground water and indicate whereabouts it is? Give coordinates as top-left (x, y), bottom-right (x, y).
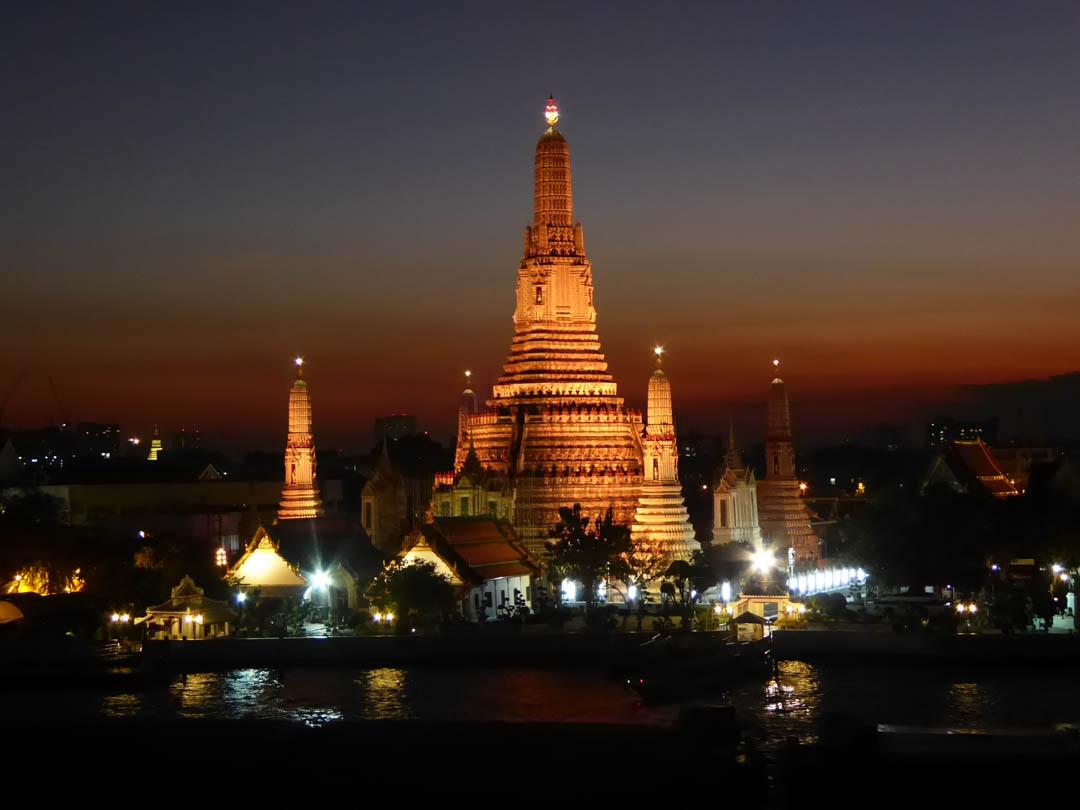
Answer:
top-left (8, 661), bottom-right (1076, 749)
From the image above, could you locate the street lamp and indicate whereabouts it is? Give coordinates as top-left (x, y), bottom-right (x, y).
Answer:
top-left (752, 549), bottom-right (775, 575)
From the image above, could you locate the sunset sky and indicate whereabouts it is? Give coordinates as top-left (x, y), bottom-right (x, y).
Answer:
top-left (4, 2), bottom-right (1080, 450)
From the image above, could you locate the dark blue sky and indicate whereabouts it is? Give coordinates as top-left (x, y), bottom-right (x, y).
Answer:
top-left (4, 1), bottom-right (1080, 449)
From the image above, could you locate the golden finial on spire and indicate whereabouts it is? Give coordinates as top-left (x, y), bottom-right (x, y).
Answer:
top-left (464, 369), bottom-right (472, 379)
top-left (545, 95), bottom-right (559, 128)
top-left (654, 345), bottom-right (664, 367)
top-left (295, 356), bottom-right (304, 377)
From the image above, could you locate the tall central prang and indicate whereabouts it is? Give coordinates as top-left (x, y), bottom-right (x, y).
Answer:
top-left (455, 97), bottom-right (645, 554)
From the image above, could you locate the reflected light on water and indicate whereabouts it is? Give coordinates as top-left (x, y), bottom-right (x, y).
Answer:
top-left (99, 692), bottom-right (143, 719)
top-left (356, 668), bottom-right (412, 721)
top-left (946, 682), bottom-right (993, 730)
top-left (171, 672), bottom-right (224, 719)
top-left (747, 660), bottom-right (822, 745)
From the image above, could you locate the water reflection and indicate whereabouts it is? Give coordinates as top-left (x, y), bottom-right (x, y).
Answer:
top-left (171, 672), bottom-right (222, 719)
top-left (746, 660), bottom-right (822, 745)
top-left (24, 662), bottom-right (1080, 749)
top-left (356, 668), bottom-right (412, 721)
top-left (222, 668), bottom-right (281, 717)
top-left (945, 682), bottom-right (993, 729)
top-left (99, 692), bottom-right (143, 719)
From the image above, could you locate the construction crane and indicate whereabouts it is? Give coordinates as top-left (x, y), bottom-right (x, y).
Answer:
top-left (0, 369), bottom-right (28, 428)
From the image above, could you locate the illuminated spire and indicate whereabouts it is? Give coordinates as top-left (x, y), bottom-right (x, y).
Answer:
top-left (544, 95), bottom-right (559, 128)
top-left (527, 93), bottom-right (575, 257)
top-left (278, 356), bottom-right (322, 520)
top-left (725, 419), bottom-right (742, 470)
top-left (634, 346), bottom-right (699, 561)
top-left (646, 347), bottom-right (673, 435)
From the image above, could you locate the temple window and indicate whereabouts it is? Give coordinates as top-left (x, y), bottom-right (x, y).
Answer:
top-left (720, 500), bottom-right (728, 528)
top-left (652, 458), bottom-right (659, 481)
top-left (773, 455), bottom-right (780, 475)
top-left (459, 497), bottom-right (469, 516)
top-left (363, 502), bottom-right (372, 530)
top-left (535, 285), bottom-right (543, 304)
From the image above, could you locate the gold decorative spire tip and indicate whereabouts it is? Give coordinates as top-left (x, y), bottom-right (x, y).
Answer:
top-left (654, 345), bottom-right (664, 366)
top-left (545, 95), bottom-right (559, 128)
top-left (294, 356), bottom-right (304, 377)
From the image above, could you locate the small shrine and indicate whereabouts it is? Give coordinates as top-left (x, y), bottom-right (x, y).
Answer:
top-left (139, 575), bottom-right (235, 640)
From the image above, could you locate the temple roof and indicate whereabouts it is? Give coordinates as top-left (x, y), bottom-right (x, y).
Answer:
top-left (403, 518), bottom-right (539, 586)
top-left (145, 575), bottom-right (235, 622)
top-left (925, 438), bottom-right (1021, 499)
top-left (227, 526), bottom-right (308, 590)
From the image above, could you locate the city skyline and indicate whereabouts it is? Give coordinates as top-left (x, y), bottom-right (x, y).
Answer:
top-left (4, 2), bottom-right (1080, 449)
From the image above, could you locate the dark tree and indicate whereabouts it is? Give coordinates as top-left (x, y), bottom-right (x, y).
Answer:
top-left (545, 504), bottom-right (631, 616)
top-left (367, 559), bottom-right (455, 629)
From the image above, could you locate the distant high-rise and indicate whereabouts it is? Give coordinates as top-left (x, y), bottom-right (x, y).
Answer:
top-left (756, 361), bottom-right (820, 566)
top-left (926, 418), bottom-right (999, 448)
top-left (173, 426), bottom-right (201, 451)
top-left (277, 357), bottom-right (323, 521)
top-left (630, 348), bottom-right (699, 561)
top-left (147, 425), bottom-right (163, 462)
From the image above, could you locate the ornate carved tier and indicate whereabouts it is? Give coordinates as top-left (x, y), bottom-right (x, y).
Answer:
top-left (278, 357), bottom-right (323, 521)
top-left (455, 98), bottom-right (645, 554)
top-left (630, 349), bottom-right (699, 562)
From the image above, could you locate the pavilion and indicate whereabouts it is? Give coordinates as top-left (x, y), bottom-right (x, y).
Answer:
top-left (139, 575), bottom-right (235, 640)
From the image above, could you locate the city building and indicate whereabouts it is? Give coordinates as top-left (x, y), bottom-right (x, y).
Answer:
top-left (448, 97), bottom-right (644, 555)
top-left (172, 427), bottom-right (202, 451)
top-left (756, 362), bottom-right (821, 567)
top-left (713, 425), bottom-right (764, 547)
top-left (147, 425), bottom-right (163, 462)
top-left (278, 357), bottom-right (324, 520)
top-left (399, 517), bottom-right (539, 621)
top-left (926, 418), bottom-right (999, 448)
top-left (629, 348), bottom-right (699, 561)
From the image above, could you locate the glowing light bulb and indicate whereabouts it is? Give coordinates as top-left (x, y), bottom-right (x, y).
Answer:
top-left (465, 369), bottom-right (471, 379)
top-left (545, 96), bottom-right (559, 127)
top-left (295, 356), bottom-right (303, 367)
top-left (772, 358), bottom-right (780, 368)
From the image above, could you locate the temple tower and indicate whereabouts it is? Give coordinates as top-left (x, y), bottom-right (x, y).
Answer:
top-left (278, 357), bottom-right (323, 520)
top-left (756, 360), bottom-right (819, 565)
top-left (454, 369), bottom-right (478, 469)
top-left (713, 423), bottom-right (764, 546)
top-left (458, 97), bottom-right (644, 554)
top-left (630, 347), bottom-right (699, 561)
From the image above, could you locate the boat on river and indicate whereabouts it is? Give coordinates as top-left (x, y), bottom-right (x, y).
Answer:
top-left (624, 637), bottom-right (773, 704)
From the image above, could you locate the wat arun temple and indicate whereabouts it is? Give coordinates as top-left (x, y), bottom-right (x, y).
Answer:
top-left (288, 97), bottom-right (819, 571)
top-left (450, 98), bottom-right (697, 560)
